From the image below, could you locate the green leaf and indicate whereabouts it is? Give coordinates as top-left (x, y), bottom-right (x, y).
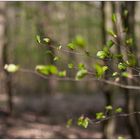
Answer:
top-left (106, 40), bottom-right (114, 48)
top-left (96, 51), bottom-right (108, 59)
top-left (121, 72), bottom-right (129, 78)
top-left (107, 29), bottom-right (117, 38)
top-left (118, 62), bottom-right (127, 70)
top-left (4, 64), bottom-right (19, 73)
top-left (112, 13), bottom-right (117, 23)
top-left (78, 63), bottom-right (85, 70)
top-left (58, 70), bottom-right (66, 77)
top-left (53, 56), bottom-right (60, 62)
top-left (36, 35), bottom-right (41, 44)
top-left (126, 54), bottom-right (136, 67)
top-left (105, 105), bottom-right (113, 110)
top-left (94, 63), bottom-right (108, 78)
top-left (77, 116), bottom-right (89, 128)
top-left (124, 9), bottom-right (128, 17)
top-left (67, 43), bottom-right (76, 50)
top-left (118, 136), bottom-right (125, 139)
top-left (96, 112), bottom-right (106, 120)
top-left (43, 38), bottom-right (50, 43)
top-left (76, 69), bottom-right (88, 80)
top-left (74, 35), bottom-right (86, 48)
top-left (68, 63), bottom-right (74, 69)
top-left (112, 72), bottom-right (119, 77)
top-left (57, 45), bottom-right (62, 50)
top-left (115, 107), bottom-right (122, 113)
top-left (66, 119), bottom-right (73, 128)
top-left (35, 65), bottom-right (58, 75)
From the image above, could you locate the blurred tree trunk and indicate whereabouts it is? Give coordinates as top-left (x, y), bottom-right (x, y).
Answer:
top-left (0, 2), bottom-right (13, 114)
top-left (120, 2), bottom-right (140, 138)
top-left (67, 2), bottom-right (77, 91)
top-left (101, 2), bottom-right (116, 138)
top-left (37, 2), bottom-right (57, 95)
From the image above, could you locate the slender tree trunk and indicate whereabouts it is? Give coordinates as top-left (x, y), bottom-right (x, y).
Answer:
top-left (120, 2), bottom-right (140, 138)
top-left (101, 2), bottom-right (116, 138)
top-left (0, 2), bottom-right (13, 114)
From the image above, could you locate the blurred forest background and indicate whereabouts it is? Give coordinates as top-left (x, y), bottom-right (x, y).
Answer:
top-left (0, 1), bottom-right (140, 139)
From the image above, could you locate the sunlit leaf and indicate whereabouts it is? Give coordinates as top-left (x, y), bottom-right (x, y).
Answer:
top-left (105, 105), bottom-right (113, 110)
top-left (115, 107), bottom-right (122, 113)
top-left (96, 112), bottom-right (106, 120)
top-left (118, 62), bottom-right (127, 70)
top-left (36, 35), bottom-right (41, 44)
top-left (107, 29), bottom-right (117, 38)
top-left (68, 63), bottom-right (74, 69)
top-left (112, 13), bottom-right (117, 23)
top-left (43, 38), bottom-right (50, 43)
top-left (96, 51), bottom-right (108, 59)
top-left (76, 69), bottom-right (88, 80)
top-left (4, 64), bottom-right (19, 73)
top-left (35, 65), bottom-right (58, 75)
top-left (58, 70), bottom-right (66, 77)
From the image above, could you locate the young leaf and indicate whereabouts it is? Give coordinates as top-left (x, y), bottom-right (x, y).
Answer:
top-left (4, 64), bottom-right (19, 73)
top-left (105, 105), bottom-right (113, 110)
top-left (107, 29), bottom-right (117, 38)
top-left (53, 56), bottom-right (60, 62)
top-left (36, 35), bottom-right (41, 44)
top-left (68, 63), bottom-right (74, 69)
top-left (96, 51), bottom-right (108, 59)
top-left (94, 63), bottom-right (108, 78)
top-left (78, 63), bottom-right (85, 70)
top-left (43, 38), bottom-right (50, 43)
top-left (74, 35), bottom-right (86, 48)
top-left (35, 65), bottom-right (58, 75)
top-left (58, 70), bottom-right (66, 77)
top-left (67, 43), bottom-right (76, 50)
top-left (76, 69), bottom-right (88, 80)
top-left (112, 13), bottom-right (117, 23)
top-left (112, 72), bottom-right (119, 77)
top-left (118, 62), bottom-right (127, 70)
top-left (106, 40), bottom-right (114, 48)
top-left (96, 112), bottom-right (106, 120)
top-left (115, 107), bottom-right (122, 113)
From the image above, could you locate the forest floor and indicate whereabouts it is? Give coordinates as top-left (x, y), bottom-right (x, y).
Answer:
top-left (0, 93), bottom-right (130, 138)
top-left (0, 113), bottom-right (102, 139)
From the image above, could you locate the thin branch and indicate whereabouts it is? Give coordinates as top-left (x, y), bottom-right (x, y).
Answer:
top-left (19, 68), bottom-right (140, 90)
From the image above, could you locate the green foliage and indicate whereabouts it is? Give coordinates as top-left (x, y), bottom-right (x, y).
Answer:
top-left (53, 56), bottom-right (60, 62)
top-left (106, 40), bottom-right (114, 48)
top-left (36, 35), bottom-right (41, 44)
top-left (126, 53), bottom-right (136, 67)
top-left (112, 72), bottom-right (119, 77)
top-left (96, 51), bottom-right (108, 59)
top-left (73, 35), bottom-right (86, 48)
top-left (77, 116), bottom-right (89, 128)
top-left (66, 119), bottom-right (73, 128)
top-left (118, 136), bottom-right (125, 139)
top-left (126, 38), bottom-right (133, 45)
top-left (121, 72), bottom-right (129, 78)
top-left (68, 63), bottom-right (74, 69)
top-left (107, 29), bottom-right (117, 38)
top-left (105, 105), bottom-right (113, 110)
top-left (67, 42), bottom-right (76, 50)
top-left (112, 13), bottom-right (117, 23)
top-left (118, 62), bottom-right (127, 70)
top-left (96, 112), bottom-right (106, 120)
top-left (58, 70), bottom-right (66, 77)
top-left (78, 63), bottom-right (85, 70)
top-left (115, 107), bottom-right (123, 113)
top-left (43, 38), bottom-right (50, 43)
top-left (35, 65), bottom-right (58, 75)
top-left (94, 63), bottom-right (108, 78)
top-left (75, 69), bottom-right (88, 80)
top-left (4, 64), bottom-right (19, 73)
